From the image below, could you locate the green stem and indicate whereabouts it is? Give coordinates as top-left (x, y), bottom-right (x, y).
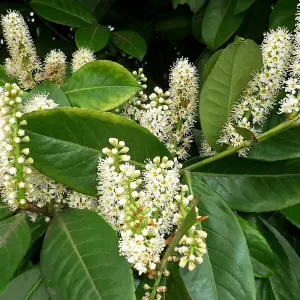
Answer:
top-left (185, 116), bottom-right (300, 172)
top-left (11, 106), bottom-right (26, 202)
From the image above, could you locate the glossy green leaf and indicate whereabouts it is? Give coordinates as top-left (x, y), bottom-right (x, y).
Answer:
top-left (40, 209), bottom-right (135, 300)
top-left (30, 0), bottom-right (96, 27)
top-left (0, 200), bottom-right (14, 221)
top-left (199, 40), bottom-right (262, 151)
top-left (0, 266), bottom-right (48, 300)
top-left (202, 49), bottom-right (223, 82)
top-left (192, 7), bottom-right (205, 42)
top-left (269, 0), bottom-right (297, 31)
top-left (75, 24), bottom-right (110, 52)
top-left (28, 81), bottom-right (70, 107)
top-left (0, 214), bottom-right (31, 290)
top-left (259, 218), bottom-right (300, 300)
top-left (237, 216), bottom-right (274, 278)
top-left (62, 60), bottom-right (140, 111)
top-left (201, 0), bottom-right (246, 50)
top-left (234, 0), bottom-right (255, 15)
top-left (173, 0), bottom-right (205, 13)
top-left (181, 173), bottom-right (255, 300)
top-left (248, 126), bottom-right (300, 161)
top-left (255, 279), bottom-right (275, 300)
top-left (281, 204), bottom-right (300, 229)
top-left (188, 156), bottom-right (300, 212)
top-left (0, 65), bottom-right (14, 86)
top-left (24, 107), bottom-right (171, 196)
top-left (111, 30), bottom-right (147, 61)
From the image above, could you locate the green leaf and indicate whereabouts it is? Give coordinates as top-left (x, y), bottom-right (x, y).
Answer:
top-left (40, 209), bottom-right (135, 300)
top-left (62, 60), bottom-right (141, 111)
top-left (233, 125), bottom-right (255, 140)
top-left (192, 7), bottom-right (205, 42)
top-left (30, 0), bottom-right (96, 27)
top-left (237, 216), bottom-right (275, 278)
top-left (0, 266), bottom-right (48, 300)
top-left (259, 218), bottom-right (300, 300)
top-left (111, 30), bottom-right (147, 61)
top-left (28, 81), bottom-right (70, 107)
top-left (201, 0), bottom-right (246, 50)
top-left (165, 262), bottom-right (192, 300)
top-left (202, 49), bottom-right (223, 82)
top-left (199, 40), bottom-right (262, 151)
top-left (181, 172), bottom-right (256, 300)
top-left (0, 65), bottom-right (14, 86)
top-left (281, 204), bottom-right (300, 229)
top-left (188, 156), bottom-right (300, 212)
top-left (234, 0), bottom-right (255, 15)
top-left (173, 0), bottom-right (205, 13)
top-left (0, 200), bottom-right (14, 221)
top-left (75, 24), bottom-right (110, 52)
top-left (255, 278), bottom-right (275, 300)
top-left (0, 214), bottom-right (31, 290)
top-left (269, 0), bottom-right (298, 31)
top-left (24, 107), bottom-right (171, 196)
top-left (248, 127), bottom-right (300, 161)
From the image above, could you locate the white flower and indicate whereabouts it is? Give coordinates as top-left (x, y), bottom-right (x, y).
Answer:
top-left (44, 49), bottom-right (66, 86)
top-left (66, 191), bottom-right (96, 210)
top-left (1, 11), bottom-right (41, 88)
top-left (71, 47), bottom-right (96, 72)
top-left (24, 93), bottom-right (58, 113)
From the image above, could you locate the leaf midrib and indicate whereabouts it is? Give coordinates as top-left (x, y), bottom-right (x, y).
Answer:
top-left (57, 214), bottom-right (103, 300)
top-left (64, 85), bottom-right (139, 94)
top-left (24, 276), bottom-right (43, 300)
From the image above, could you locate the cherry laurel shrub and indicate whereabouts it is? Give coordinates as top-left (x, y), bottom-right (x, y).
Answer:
top-left (0, 2), bottom-right (300, 300)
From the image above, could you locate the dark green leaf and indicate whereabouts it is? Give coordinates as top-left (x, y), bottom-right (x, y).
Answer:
top-left (255, 278), bottom-right (275, 300)
top-left (0, 265), bottom-right (48, 300)
top-left (248, 126), bottom-right (300, 161)
top-left (199, 40), bottom-right (262, 151)
top-left (269, 0), bottom-right (298, 31)
top-left (181, 172), bottom-right (256, 300)
top-left (281, 204), bottom-right (300, 229)
top-left (155, 16), bottom-right (191, 41)
top-left (234, 0), bottom-right (255, 15)
top-left (28, 81), bottom-right (70, 107)
top-left (0, 214), bottom-right (31, 290)
top-left (192, 7), bottom-right (205, 42)
top-left (30, 0), bottom-right (96, 27)
top-left (40, 209), bottom-right (135, 300)
top-left (237, 216), bottom-right (275, 278)
top-left (0, 200), bottom-right (14, 221)
top-left (62, 60), bottom-right (141, 111)
top-left (75, 24), bottom-right (110, 52)
top-left (173, 0), bottom-right (205, 13)
top-left (259, 218), bottom-right (300, 300)
top-left (188, 156), bottom-right (300, 212)
top-left (233, 125), bottom-right (255, 140)
top-left (195, 49), bottom-right (215, 88)
top-left (202, 49), bottom-right (223, 82)
top-left (201, 0), bottom-right (246, 49)
top-left (111, 30), bottom-right (147, 61)
top-left (24, 107), bottom-right (171, 196)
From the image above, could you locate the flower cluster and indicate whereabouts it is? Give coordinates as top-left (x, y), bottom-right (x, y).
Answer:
top-left (166, 57), bottom-right (198, 159)
top-left (44, 49), bottom-right (67, 86)
top-left (218, 28), bottom-right (292, 154)
top-left (97, 138), bottom-right (207, 275)
top-left (122, 59), bottom-right (198, 161)
top-left (24, 93), bottom-right (58, 113)
top-left (71, 47), bottom-right (96, 73)
top-left (280, 4), bottom-right (300, 114)
top-left (122, 68), bottom-right (148, 121)
top-left (2, 11), bottom-right (42, 89)
top-left (0, 83), bottom-right (33, 210)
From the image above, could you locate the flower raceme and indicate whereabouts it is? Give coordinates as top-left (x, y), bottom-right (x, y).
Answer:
top-left (215, 27), bottom-right (292, 156)
top-left (97, 138), bottom-right (207, 275)
top-left (123, 58), bottom-right (198, 161)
